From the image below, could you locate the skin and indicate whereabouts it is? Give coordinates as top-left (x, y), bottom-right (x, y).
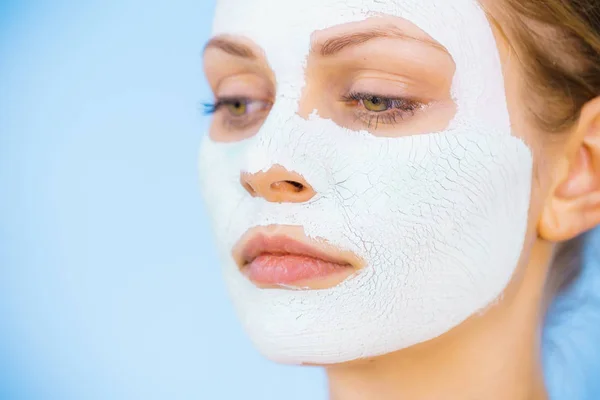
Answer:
top-left (203, 3), bottom-right (600, 399)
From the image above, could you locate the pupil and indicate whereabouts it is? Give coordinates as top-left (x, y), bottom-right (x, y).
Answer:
top-left (371, 97), bottom-right (381, 105)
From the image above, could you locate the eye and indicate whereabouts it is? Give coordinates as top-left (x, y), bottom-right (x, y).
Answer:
top-left (340, 91), bottom-right (424, 130)
top-left (362, 96), bottom-right (389, 112)
top-left (225, 99), bottom-right (248, 116)
top-left (203, 98), bottom-right (271, 117)
top-left (203, 97), bottom-right (273, 133)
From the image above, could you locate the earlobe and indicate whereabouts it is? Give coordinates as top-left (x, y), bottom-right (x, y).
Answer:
top-left (539, 97), bottom-right (600, 242)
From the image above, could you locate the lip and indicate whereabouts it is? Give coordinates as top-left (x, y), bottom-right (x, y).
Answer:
top-left (232, 226), bottom-right (363, 289)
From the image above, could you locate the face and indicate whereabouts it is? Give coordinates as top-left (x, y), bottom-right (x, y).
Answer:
top-left (200, 0), bottom-right (538, 365)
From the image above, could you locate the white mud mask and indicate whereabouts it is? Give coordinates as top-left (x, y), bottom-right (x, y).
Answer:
top-left (199, 0), bottom-right (533, 364)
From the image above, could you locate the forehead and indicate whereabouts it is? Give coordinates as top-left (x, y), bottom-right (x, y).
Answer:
top-left (212, 0), bottom-right (487, 53)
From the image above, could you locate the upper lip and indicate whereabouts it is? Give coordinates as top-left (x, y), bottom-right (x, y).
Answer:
top-left (232, 226), bottom-right (363, 269)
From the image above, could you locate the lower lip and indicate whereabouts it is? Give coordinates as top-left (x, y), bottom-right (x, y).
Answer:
top-left (244, 253), bottom-right (355, 289)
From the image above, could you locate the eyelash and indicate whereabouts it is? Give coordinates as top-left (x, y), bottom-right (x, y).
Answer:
top-left (202, 92), bottom-right (423, 130)
top-left (202, 97), bottom-right (271, 128)
top-left (202, 102), bottom-right (220, 115)
top-left (202, 98), bottom-right (248, 115)
top-left (340, 91), bottom-right (422, 129)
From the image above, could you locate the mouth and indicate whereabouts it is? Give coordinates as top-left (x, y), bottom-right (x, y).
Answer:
top-left (232, 227), bottom-right (363, 290)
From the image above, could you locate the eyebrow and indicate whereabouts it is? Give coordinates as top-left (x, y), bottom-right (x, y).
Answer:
top-left (204, 27), bottom-right (446, 59)
top-left (203, 37), bottom-right (257, 59)
top-left (317, 26), bottom-right (446, 56)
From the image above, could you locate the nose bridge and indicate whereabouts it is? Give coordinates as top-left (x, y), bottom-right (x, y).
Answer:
top-left (296, 80), bottom-right (314, 120)
top-left (265, 52), bottom-right (316, 121)
top-left (243, 102), bottom-right (305, 172)
top-left (295, 57), bottom-right (320, 120)
top-left (241, 164), bottom-right (316, 203)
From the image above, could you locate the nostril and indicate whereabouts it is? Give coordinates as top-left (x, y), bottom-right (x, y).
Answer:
top-left (285, 180), bottom-right (304, 191)
top-left (271, 180), bottom-right (305, 193)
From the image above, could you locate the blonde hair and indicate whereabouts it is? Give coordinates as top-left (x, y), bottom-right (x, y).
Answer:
top-left (498, 0), bottom-right (600, 132)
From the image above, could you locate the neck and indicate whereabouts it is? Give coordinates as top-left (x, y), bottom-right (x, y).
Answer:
top-left (326, 240), bottom-right (553, 400)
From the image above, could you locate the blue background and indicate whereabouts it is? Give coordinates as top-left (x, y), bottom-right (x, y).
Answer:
top-left (2, 1), bottom-right (600, 399)
top-left (0, 1), bottom-right (325, 399)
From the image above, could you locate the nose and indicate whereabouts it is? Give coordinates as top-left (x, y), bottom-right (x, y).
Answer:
top-left (240, 164), bottom-right (316, 203)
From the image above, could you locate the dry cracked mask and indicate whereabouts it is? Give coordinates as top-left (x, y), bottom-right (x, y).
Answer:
top-left (199, 0), bottom-right (533, 364)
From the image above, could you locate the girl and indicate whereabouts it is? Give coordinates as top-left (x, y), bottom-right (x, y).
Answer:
top-left (200, 0), bottom-right (600, 398)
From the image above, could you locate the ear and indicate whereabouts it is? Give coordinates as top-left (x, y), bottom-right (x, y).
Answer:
top-left (539, 96), bottom-right (600, 242)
